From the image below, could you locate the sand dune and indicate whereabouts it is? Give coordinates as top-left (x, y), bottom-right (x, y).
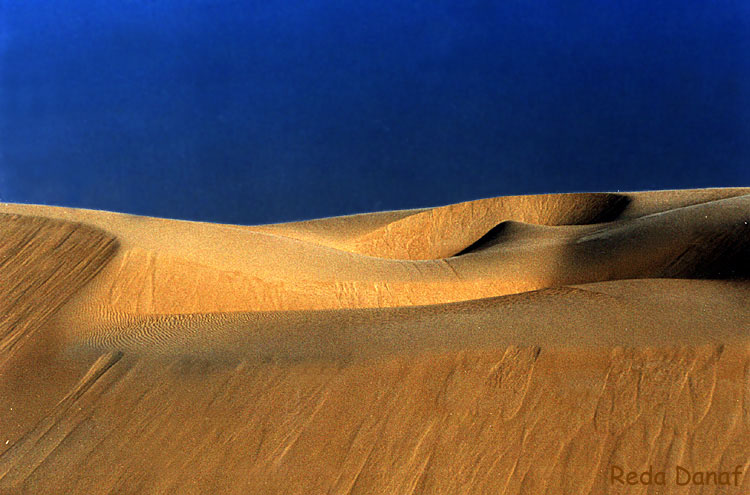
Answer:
top-left (0, 188), bottom-right (748, 494)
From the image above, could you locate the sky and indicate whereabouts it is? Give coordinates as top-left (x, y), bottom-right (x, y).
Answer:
top-left (1, 0), bottom-right (748, 224)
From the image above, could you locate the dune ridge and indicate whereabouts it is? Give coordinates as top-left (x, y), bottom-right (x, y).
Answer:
top-left (0, 188), bottom-right (748, 494)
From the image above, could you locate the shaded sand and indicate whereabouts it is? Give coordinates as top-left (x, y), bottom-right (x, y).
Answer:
top-left (0, 188), bottom-right (748, 494)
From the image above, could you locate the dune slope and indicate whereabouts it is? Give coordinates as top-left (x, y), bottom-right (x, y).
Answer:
top-left (0, 188), bottom-right (748, 494)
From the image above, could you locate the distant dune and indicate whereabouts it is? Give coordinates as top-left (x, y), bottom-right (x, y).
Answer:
top-left (0, 188), bottom-right (748, 494)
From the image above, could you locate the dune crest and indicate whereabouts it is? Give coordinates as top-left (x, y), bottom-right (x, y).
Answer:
top-left (0, 188), bottom-right (748, 494)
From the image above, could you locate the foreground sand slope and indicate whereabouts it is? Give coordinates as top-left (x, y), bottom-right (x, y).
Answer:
top-left (0, 188), bottom-right (748, 494)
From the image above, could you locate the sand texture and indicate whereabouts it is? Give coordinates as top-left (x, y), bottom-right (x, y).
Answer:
top-left (0, 188), bottom-right (748, 494)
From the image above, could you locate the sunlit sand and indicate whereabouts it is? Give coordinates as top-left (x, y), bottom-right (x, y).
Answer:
top-left (0, 188), bottom-right (747, 493)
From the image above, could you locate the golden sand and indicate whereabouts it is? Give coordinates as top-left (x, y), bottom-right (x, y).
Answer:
top-left (0, 188), bottom-right (748, 494)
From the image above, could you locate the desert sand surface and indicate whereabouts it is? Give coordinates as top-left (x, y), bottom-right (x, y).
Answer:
top-left (0, 188), bottom-right (748, 494)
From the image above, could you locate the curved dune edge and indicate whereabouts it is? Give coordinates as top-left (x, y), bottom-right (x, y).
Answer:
top-left (72, 279), bottom-right (748, 361)
top-left (0, 188), bottom-right (748, 494)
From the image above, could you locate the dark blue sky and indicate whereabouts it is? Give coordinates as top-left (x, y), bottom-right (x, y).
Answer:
top-left (1, 0), bottom-right (748, 224)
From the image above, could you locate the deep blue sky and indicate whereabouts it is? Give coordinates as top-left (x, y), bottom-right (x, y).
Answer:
top-left (1, 0), bottom-right (748, 224)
